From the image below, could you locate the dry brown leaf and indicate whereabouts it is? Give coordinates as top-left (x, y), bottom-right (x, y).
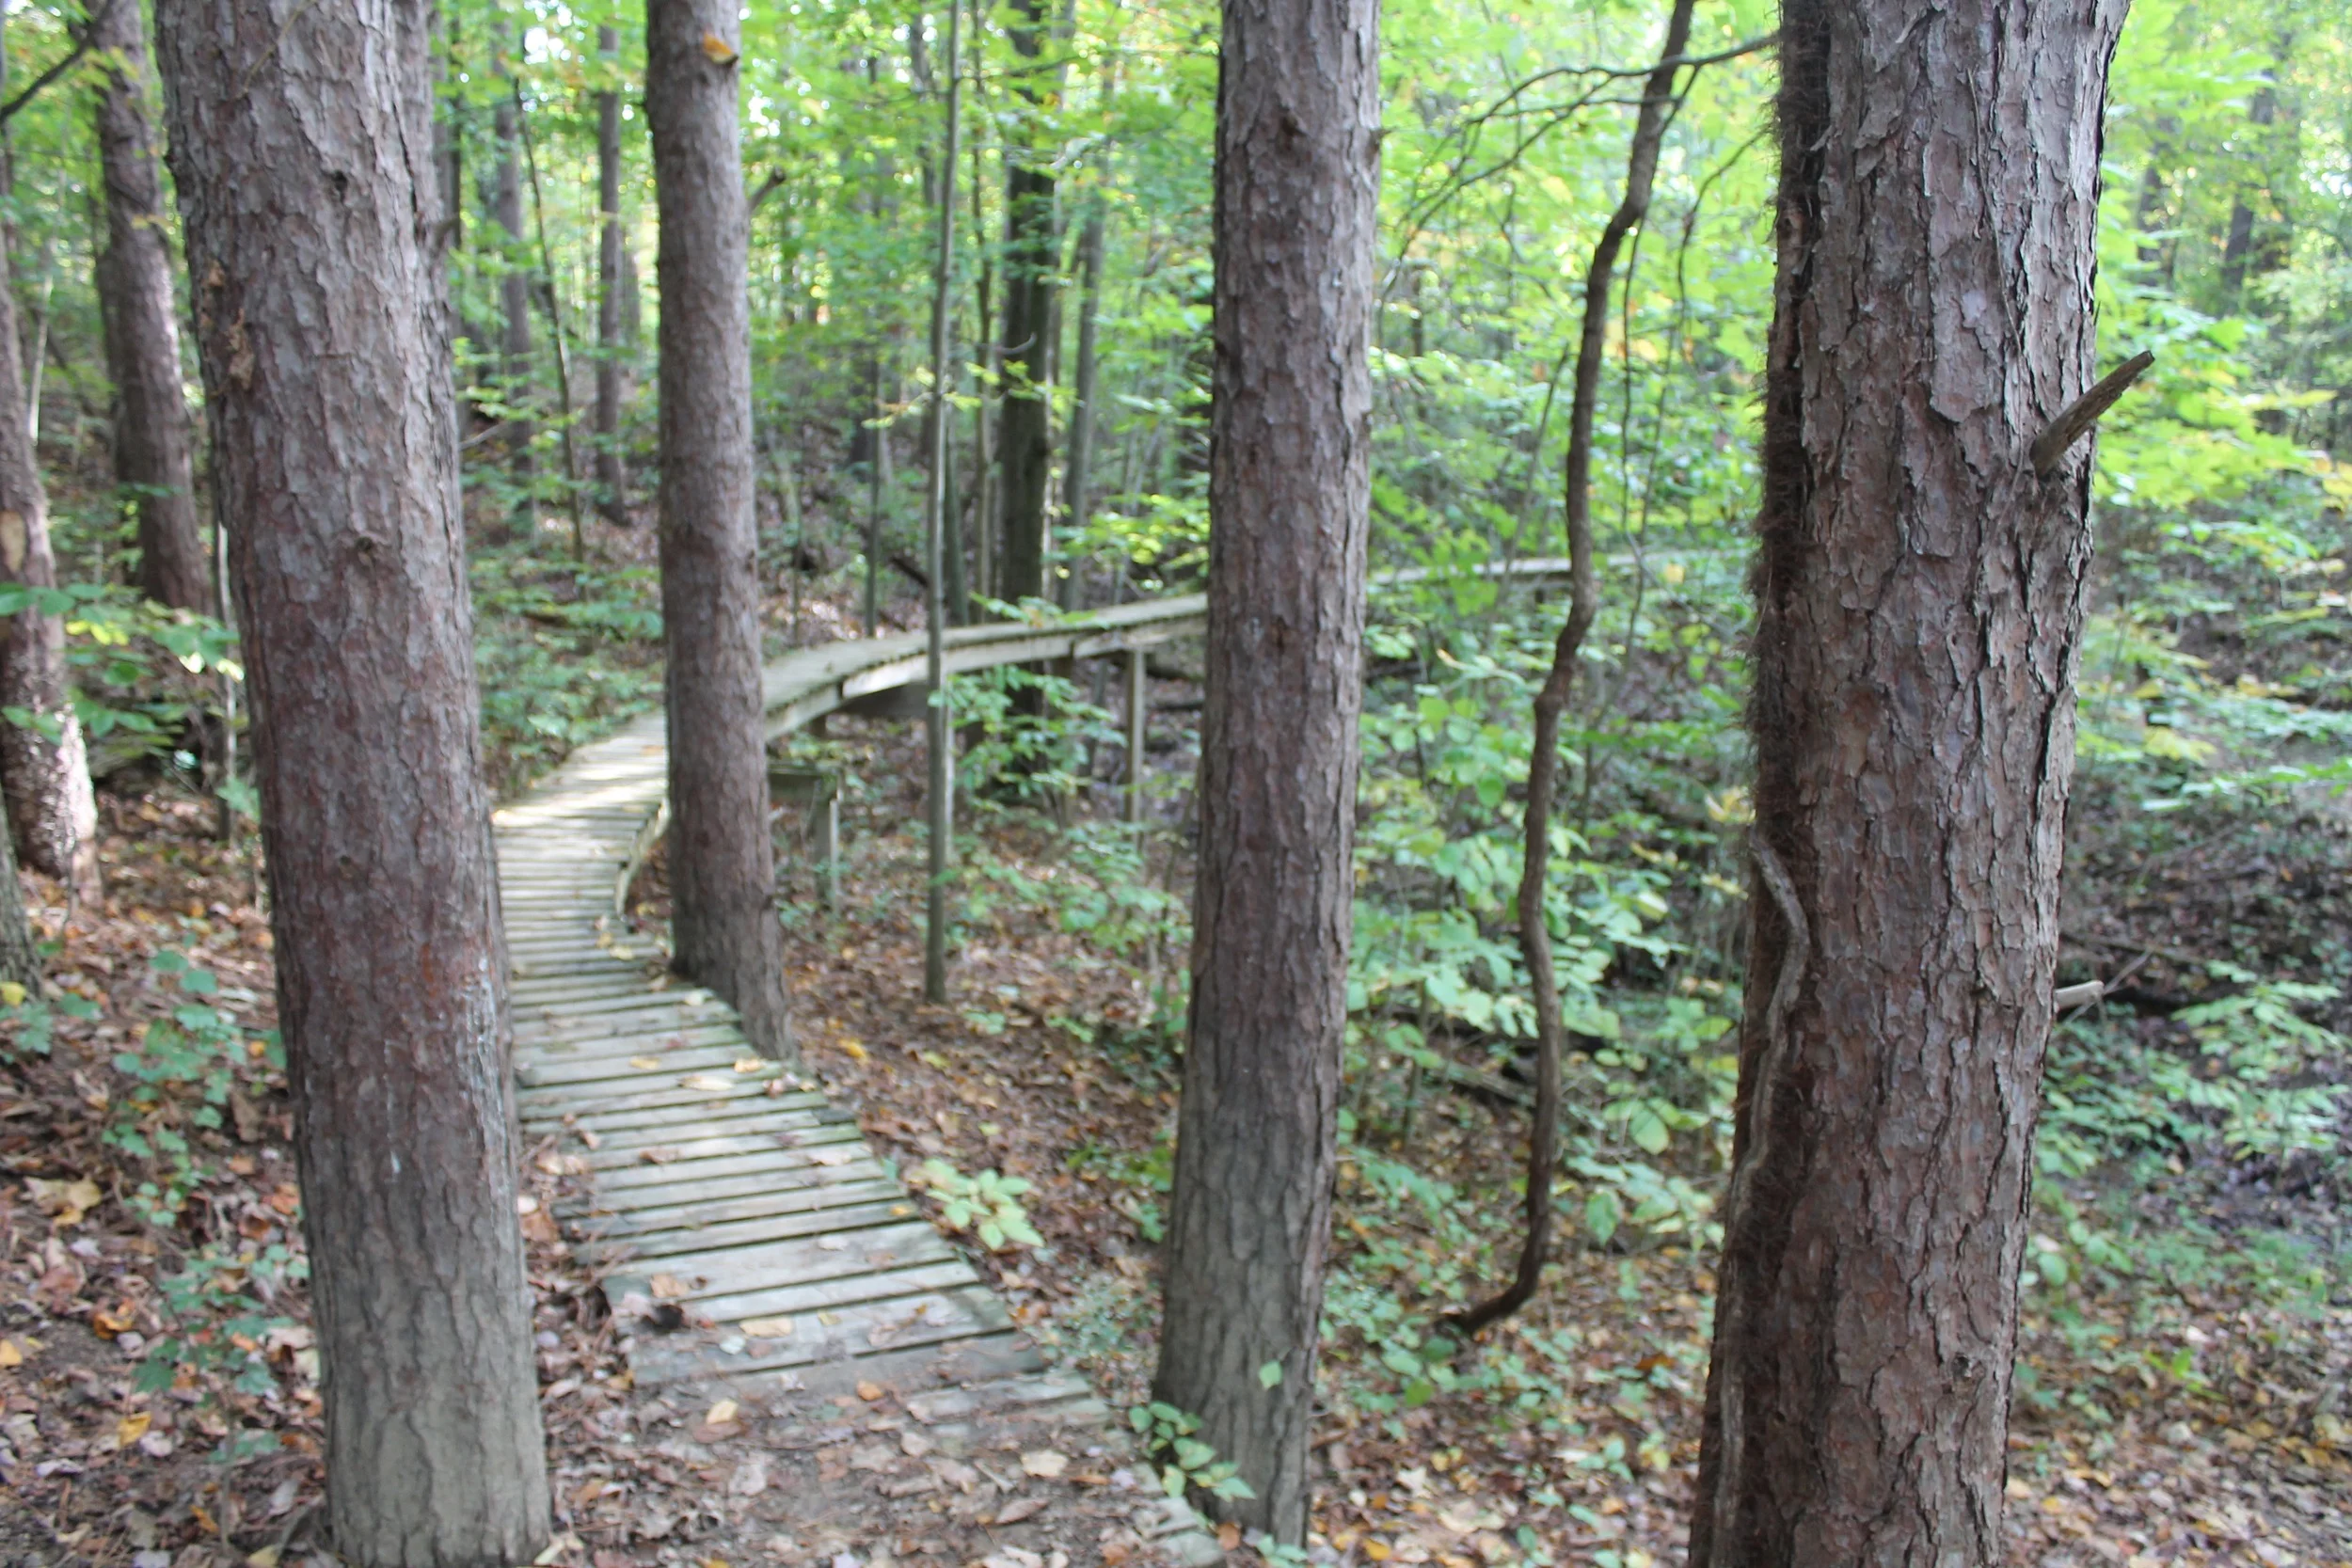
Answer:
top-left (26, 1177), bottom-right (101, 1227)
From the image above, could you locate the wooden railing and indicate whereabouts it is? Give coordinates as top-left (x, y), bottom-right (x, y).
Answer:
top-left (614, 558), bottom-right (1587, 912)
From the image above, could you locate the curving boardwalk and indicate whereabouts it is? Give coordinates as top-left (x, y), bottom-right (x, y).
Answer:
top-left (493, 605), bottom-right (1210, 1402)
top-left (490, 574), bottom-right (1570, 1553)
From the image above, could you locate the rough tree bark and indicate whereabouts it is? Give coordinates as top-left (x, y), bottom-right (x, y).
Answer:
top-left (91, 0), bottom-right (211, 613)
top-left (645, 0), bottom-right (791, 1057)
top-left (154, 0), bottom-right (553, 1560)
top-left (1688, 1), bottom-right (2126, 1564)
top-left (595, 24), bottom-right (627, 525)
top-left (1150, 0), bottom-right (1378, 1539)
top-left (993, 0), bottom-right (1057, 608)
top-left (0, 816), bottom-right (38, 990)
top-left (0, 236), bottom-right (101, 895)
top-left (490, 30), bottom-right (534, 492)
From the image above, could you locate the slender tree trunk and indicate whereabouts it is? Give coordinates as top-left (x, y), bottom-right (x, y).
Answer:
top-left (91, 0), bottom-right (210, 613)
top-left (646, 0), bottom-right (791, 1058)
top-left (1688, 1), bottom-right (2125, 1563)
top-left (0, 244), bottom-right (100, 895)
top-left (922, 3), bottom-right (961, 1006)
top-left (596, 24), bottom-right (628, 525)
top-left (1059, 194), bottom-right (1104, 611)
top-left (993, 0), bottom-right (1057, 607)
top-left (1447, 0), bottom-right (1692, 1342)
top-left (155, 0), bottom-right (553, 1558)
top-left (1150, 0), bottom-right (1378, 1539)
top-left (490, 36), bottom-right (534, 493)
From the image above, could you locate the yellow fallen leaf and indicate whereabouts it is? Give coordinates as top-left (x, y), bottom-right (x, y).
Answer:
top-left (246, 1549), bottom-right (280, 1568)
top-left (0, 1339), bottom-right (19, 1368)
top-left (629, 1055), bottom-right (662, 1070)
top-left (700, 30), bottom-right (738, 64)
top-left (704, 1399), bottom-right (739, 1426)
top-left (855, 1380), bottom-right (884, 1402)
top-left (649, 1275), bottom-right (688, 1299)
top-left (27, 1177), bottom-right (102, 1227)
top-left (0, 981), bottom-right (23, 1006)
top-left (734, 1059), bottom-right (766, 1072)
top-left (837, 1038), bottom-right (868, 1062)
top-left (116, 1411), bottom-right (152, 1446)
top-left (1020, 1449), bottom-right (1069, 1479)
top-left (1362, 1543), bottom-right (1392, 1562)
top-left (740, 1316), bottom-right (794, 1338)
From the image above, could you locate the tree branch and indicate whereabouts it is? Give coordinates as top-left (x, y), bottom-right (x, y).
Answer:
top-left (2031, 350), bottom-right (2154, 475)
top-left (0, 0), bottom-right (126, 128)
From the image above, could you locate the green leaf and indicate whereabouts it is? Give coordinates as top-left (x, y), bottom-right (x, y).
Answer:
top-left (1257, 1358), bottom-right (1283, 1388)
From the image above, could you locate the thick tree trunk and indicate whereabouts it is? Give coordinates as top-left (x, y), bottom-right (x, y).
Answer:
top-left (91, 0), bottom-right (210, 614)
top-left (155, 0), bottom-right (553, 1560)
top-left (1150, 0), bottom-right (1378, 1540)
top-left (993, 0), bottom-right (1057, 608)
top-left (490, 39), bottom-right (534, 492)
top-left (645, 0), bottom-right (791, 1058)
top-left (595, 24), bottom-right (627, 525)
top-left (1059, 196), bottom-right (1104, 610)
top-left (1688, 2), bottom-right (2125, 1564)
top-left (0, 242), bottom-right (101, 895)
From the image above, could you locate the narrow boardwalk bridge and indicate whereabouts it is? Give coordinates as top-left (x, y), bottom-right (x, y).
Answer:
top-left (490, 605), bottom-right (1225, 1562)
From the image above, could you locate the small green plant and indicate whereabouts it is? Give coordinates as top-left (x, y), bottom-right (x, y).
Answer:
top-left (906, 1158), bottom-right (1043, 1251)
top-left (0, 987), bottom-right (100, 1063)
top-left (105, 950), bottom-right (278, 1227)
top-left (1128, 1402), bottom-right (1257, 1502)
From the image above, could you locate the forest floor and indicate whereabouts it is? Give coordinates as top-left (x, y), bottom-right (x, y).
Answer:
top-left (0, 609), bottom-right (2345, 1567)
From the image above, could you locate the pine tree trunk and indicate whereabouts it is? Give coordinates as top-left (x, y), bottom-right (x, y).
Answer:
top-left (595, 24), bottom-right (628, 525)
top-left (993, 0), bottom-right (1057, 607)
top-left (1150, 0), bottom-right (1378, 1540)
top-left (645, 0), bottom-right (791, 1058)
top-left (92, 0), bottom-right (211, 614)
top-left (490, 38), bottom-right (535, 492)
top-left (0, 240), bottom-right (101, 895)
top-left (1688, 2), bottom-right (2125, 1563)
top-left (155, 0), bottom-right (553, 1559)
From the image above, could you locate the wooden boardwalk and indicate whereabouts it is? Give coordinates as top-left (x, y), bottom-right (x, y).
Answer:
top-left (495, 708), bottom-right (1048, 1397)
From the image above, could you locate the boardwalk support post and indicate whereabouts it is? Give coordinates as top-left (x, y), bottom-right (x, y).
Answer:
top-left (1124, 646), bottom-right (1147, 825)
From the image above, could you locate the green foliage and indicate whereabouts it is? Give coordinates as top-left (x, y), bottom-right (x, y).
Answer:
top-left (1127, 1402), bottom-right (1257, 1502)
top-left (907, 1157), bottom-right (1042, 1252)
top-left (103, 950), bottom-right (280, 1227)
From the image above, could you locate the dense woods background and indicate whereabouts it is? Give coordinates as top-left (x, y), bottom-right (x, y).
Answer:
top-left (0, 0), bottom-right (2347, 1561)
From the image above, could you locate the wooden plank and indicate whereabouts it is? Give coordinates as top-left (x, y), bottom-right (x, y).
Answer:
top-left (568, 1101), bottom-right (845, 1148)
top-left (562, 1090), bottom-right (834, 1136)
top-left (516, 1078), bottom-right (784, 1120)
top-left (589, 1138), bottom-right (864, 1193)
top-left (564, 1151), bottom-right (894, 1212)
top-left (572, 1194), bottom-right (914, 1262)
top-left (580, 1122), bottom-right (861, 1172)
top-left (569, 1154), bottom-right (892, 1209)
top-left (624, 1285), bottom-right (1013, 1386)
top-left (513, 1047), bottom-right (755, 1090)
top-left (596, 1222), bottom-right (950, 1297)
top-left (687, 1259), bottom-right (978, 1324)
